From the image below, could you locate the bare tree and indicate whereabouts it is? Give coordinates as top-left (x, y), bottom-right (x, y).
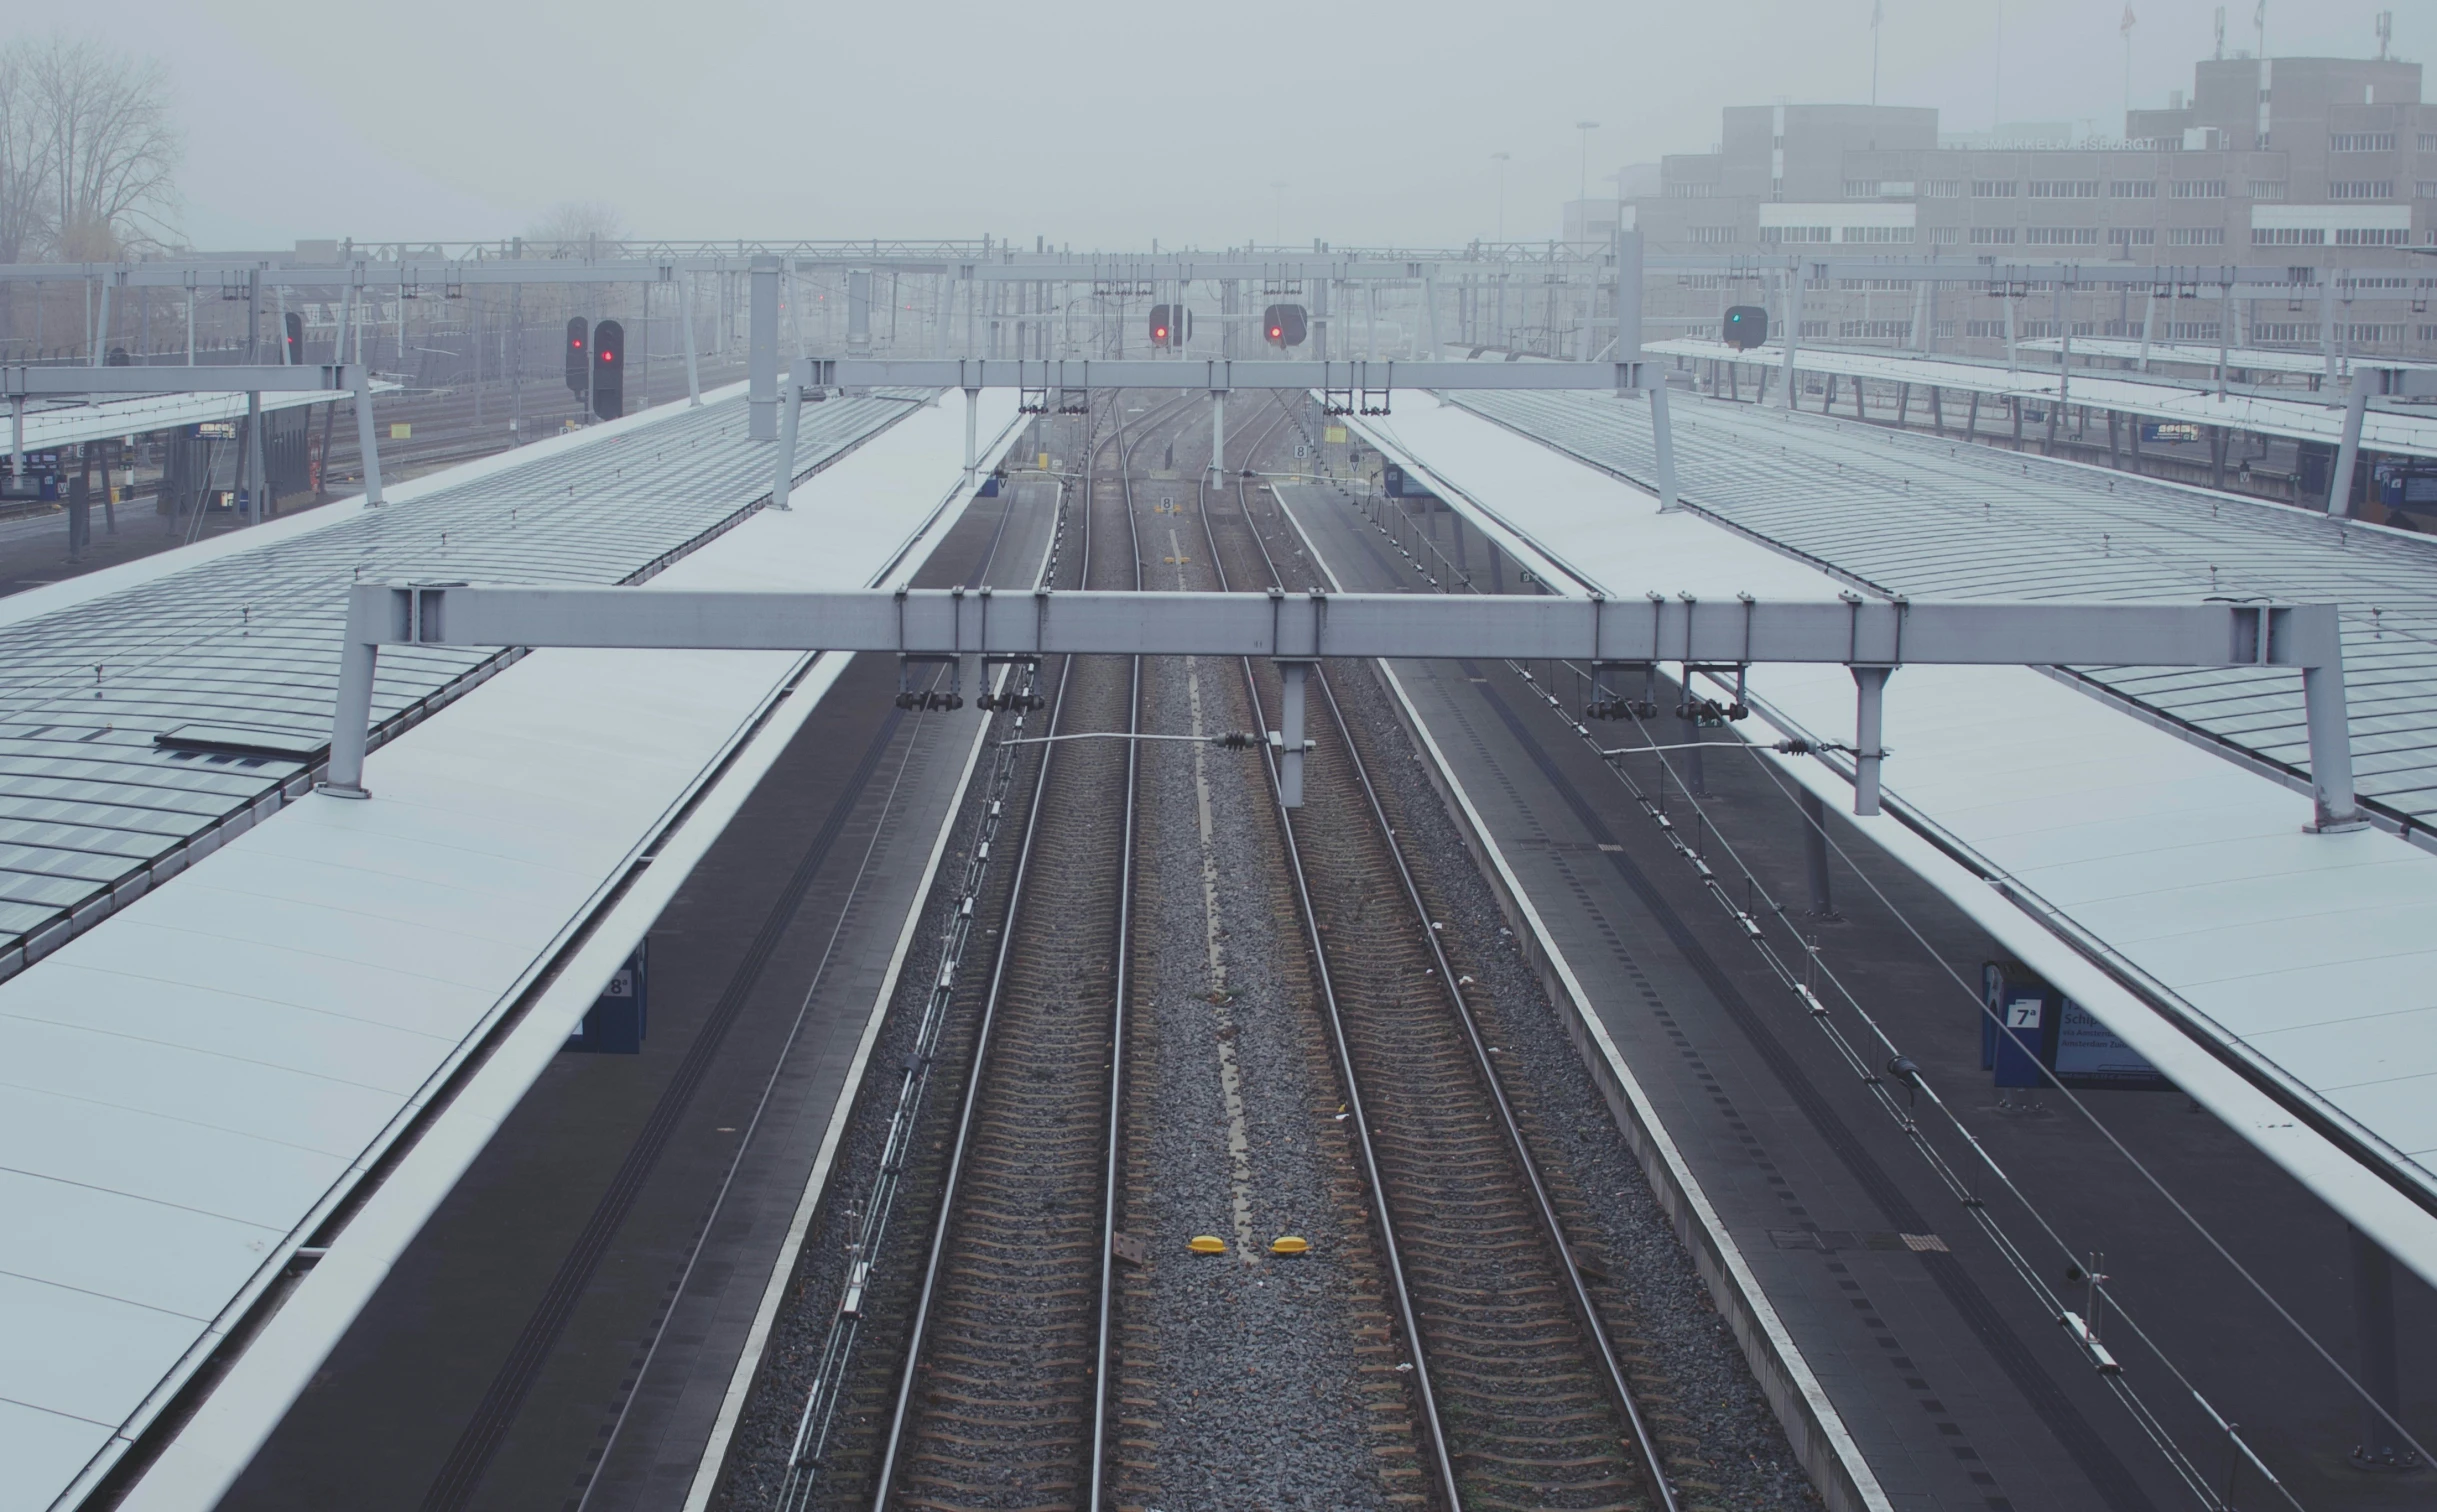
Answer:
top-left (0, 41), bottom-right (51, 265)
top-left (28, 35), bottom-right (180, 259)
top-left (527, 200), bottom-right (627, 258)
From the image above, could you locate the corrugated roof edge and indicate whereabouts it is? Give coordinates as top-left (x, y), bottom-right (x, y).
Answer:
top-left (0, 382), bottom-right (923, 988)
top-left (84, 397), bottom-right (1022, 1512)
top-left (1440, 389), bottom-right (2437, 860)
top-left (0, 376), bottom-right (755, 636)
top-left (1364, 392), bottom-right (2437, 1275)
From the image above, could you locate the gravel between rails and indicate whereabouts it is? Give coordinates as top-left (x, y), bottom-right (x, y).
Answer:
top-left (1106, 408), bottom-right (1423, 1510)
top-left (717, 403), bottom-right (1815, 1512)
top-left (1276, 486), bottom-right (1820, 1511)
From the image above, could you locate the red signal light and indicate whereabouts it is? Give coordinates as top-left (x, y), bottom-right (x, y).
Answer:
top-left (601, 350), bottom-right (614, 362)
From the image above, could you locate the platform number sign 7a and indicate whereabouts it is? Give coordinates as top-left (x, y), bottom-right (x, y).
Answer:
top-left (2005, 998), bottom-right (2043, 1031)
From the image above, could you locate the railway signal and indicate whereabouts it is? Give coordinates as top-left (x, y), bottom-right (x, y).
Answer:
top-left (1723, 305), bottom-right (1768, 351)
top-left (565, 317), bottom-right (589, 396)
top-left (592, 319), bottom-right (625, 421)
top-left (284, 312), bottom-right (305, 364)
top-left (1149, 304), bottom-right (1191, 349)
top-left (1263, 303), bottom-right (1308, 348)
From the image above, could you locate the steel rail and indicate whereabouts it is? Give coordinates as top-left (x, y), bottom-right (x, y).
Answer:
top-left (1082, 391), bottom-right (1174, 1510)
top-left (763, 465), bottom-right (1045, 1512)
top-left (867, 391), bottom-right (1173, 1509)
top-left (1190, 397), bottom-right (1467, 1510)
top-left (1228, 420), bottom-right (1683, 1511)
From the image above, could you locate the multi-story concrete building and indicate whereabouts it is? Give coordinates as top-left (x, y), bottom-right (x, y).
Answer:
top-left (1630, 51), bottom-right (2433, 361)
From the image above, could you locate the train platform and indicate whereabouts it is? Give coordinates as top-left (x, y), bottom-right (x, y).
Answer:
top-left (1644, 335), bottom-right (2437, 460)
top-left (218, 475), bottom-right (1061, 1512)
top-left (0, 377), bottom-right (1022, 1512)
top-left (1276, 436), bottom-right (2436, 1509)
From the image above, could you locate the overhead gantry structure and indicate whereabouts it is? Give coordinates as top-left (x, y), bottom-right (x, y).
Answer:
top-left (320, 582), bottom-right (2360, 834)
top-left (740, 237), bottom-right (1685, 502)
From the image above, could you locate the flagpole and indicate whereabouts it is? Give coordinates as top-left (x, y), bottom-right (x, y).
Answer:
top-left (2119, 6), bottom-right (2137, 128)
top-left (1872, 1), bottom-right (1883, 106)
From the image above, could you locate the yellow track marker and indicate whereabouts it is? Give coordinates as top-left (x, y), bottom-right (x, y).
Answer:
top-left (1270, 1236), bottom-right (1311, 1256)
top-left (1188, 1235), bottom-right (1227, 1254)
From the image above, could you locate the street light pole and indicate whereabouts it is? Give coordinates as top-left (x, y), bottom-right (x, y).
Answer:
top-left (1492, 152), bottom-right (1511, 243)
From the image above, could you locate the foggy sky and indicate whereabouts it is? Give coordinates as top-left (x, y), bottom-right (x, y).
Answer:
top-left (29, 0), bottom-right (2422, 253)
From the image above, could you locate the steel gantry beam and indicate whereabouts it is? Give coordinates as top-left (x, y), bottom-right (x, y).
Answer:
top-left (8, 250), bottom-right (2402, 294)
top-left (320, 584), bottom-right (2356, 830)
top-left (792, 358), bottom-right (1645, 394)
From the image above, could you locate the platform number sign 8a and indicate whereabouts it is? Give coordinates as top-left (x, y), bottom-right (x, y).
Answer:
top-left (566, 941), bottom-right (648, 1054)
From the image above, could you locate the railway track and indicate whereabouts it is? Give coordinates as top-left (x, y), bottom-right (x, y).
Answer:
top-left (1191, 402), bottom-right (1678, 1512)
top-left (864, 396), bottom-right (1184, 1510)
top-left (757, 389), bottom-right (1685, 1512)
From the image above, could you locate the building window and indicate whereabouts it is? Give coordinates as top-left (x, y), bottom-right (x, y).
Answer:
top-left (2330, 132), bottom-right (2398, 152)
top-left (2421, 134), bottom-right (2437, 151)
top-left (1972, 180), bottom-right (2017, 197)
top-left (1838, 320), bottom-right (1914, 341)
top-left (2170, 179), bottom-right (2227, 198)
top-left (2344, 276), bottom-right (2412, 290)
top-left (2336, 228), bottom-right (2409, 245)
top-left (2109, 180), bottom-right (2157, 198)
top-left (1969, 227), bottom-right (2017, 244)
top-left (2109, 228), bottom-right (2157, 246)
top-left (2249, 227), bottom-right (2321, 244)
top-left (2419, 325), bottom-right (2437, 341)
top-left (1843, 180), bottom-right (1880, 197)
top-left (2027, 180), bottom-right (2099, 198)
top-left (1759, 226), bottom-right (1832, 243)
top-left (1667, 182), bottom-right (1720, 197)
top-left (1799, 321), bottom-right (1830, 339)
top-left (2024, 227), bottom-right (2101, 244)
top-left (2247, 181), bottom-right (2287, 200)
top-left (1687, 226), bottom-right (1739, 243)
top-left (1928, 226), bottom-right (1960, 244)
top-left (2255, 324), bottom-right (2313, 343)
top-left (2340, 324), bottom-right (2404, 343)
top-left (2173, 227), bottom-right (2230, 245)
top-left (2102, 318), bottom-right (2148, 337)
top-left (1925, 180), bottom-right (1963, 198)
top-left (2419, 182), bottom-right (2437, 199)
top-left (2330, 181), bottom-right (2397, 199)
top-left (1841, 225), bottom-right (1915, 243)
top-left (2167, 322), bottom-right (2224, 341)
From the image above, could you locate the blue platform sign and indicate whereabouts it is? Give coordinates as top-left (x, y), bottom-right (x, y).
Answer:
top-left (2140, 421), bottom-right (2203, 445)
top-left (1982, 961), bottom-right (2170, 1091)
top-left (565, 941), bottom-right (648, 1055)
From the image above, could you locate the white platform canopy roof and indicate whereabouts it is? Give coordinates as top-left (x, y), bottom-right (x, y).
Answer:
top-left (1647, 337), bottom-right (2437, 459)
top-left (0, 383), bottom-right (1020, 1512)
top-left (1342, 392), bottom-right (2437, 1289)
